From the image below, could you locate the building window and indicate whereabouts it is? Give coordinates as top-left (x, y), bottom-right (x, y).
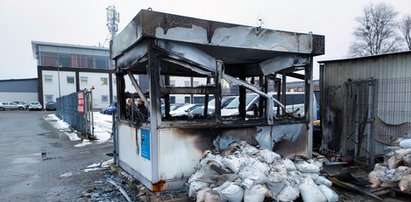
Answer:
top-left (45, 95), bottom-right (53, 102)
top-left (184, 81), bottom-right (190, 87)
top-left (170, 96), bottom-right (176, 104)
top-left (80, 76), bottom-right (88, 84)
top-left (58, 53), bottom-right (71, 67)
top-left (101, 95), bottom-right (108, 103)
top-left (194, 81), bottom-right (200, 87)
top-left (95, 56), bottom-right (109, 69)
top-left (185, 96), bottom-right (191, 103)
top-left (67, 76), bottom-right (75, 84)
top-left (44, 75), bottom-right (53, 83)
top-left (170, 80), bottom-right (176, 87)
top-left (87, 56), bottom-right (94, 68)
top-left (101, 77), bottom-right (108, 85)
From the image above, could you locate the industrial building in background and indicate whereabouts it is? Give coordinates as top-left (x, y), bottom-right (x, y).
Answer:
top-left (111, 9), bottom-right (324, 191)
top-left (31, 41), bottom-right (116, 109)
top-left (0, 78), bottom-right (38, 103)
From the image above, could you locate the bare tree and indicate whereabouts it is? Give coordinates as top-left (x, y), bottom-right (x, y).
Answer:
top-left (399, 15), bottom-right (411, 50)
top-left (349, 2), bottom-right (400, 57)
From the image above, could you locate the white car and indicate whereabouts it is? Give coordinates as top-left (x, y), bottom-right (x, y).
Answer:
top-left (29, 101), bottom-right (43, 111)
top-left (0, 101), bottom-right (26, 111)
top-left (169, 104), bottom-right (201, 117)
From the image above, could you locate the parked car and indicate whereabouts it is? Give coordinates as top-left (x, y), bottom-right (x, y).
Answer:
top-left (169, 103), bottom-right (202, 117)
top-left (221, 94), bottom-right (259, 116)
top-left (12, 101), bottom-right (29, 109)
top-left (102, 102), bottom-right (117, 115)
top-left (189, 96), bottom-right (237, 117)
top-left (45, 101), bottom-right (57, 111)
top-left (161, 103), bottom-right (185, 115)
top-left (28, 101), bottom-right (43, 111)
top-left (0, 101), bottom-right (25, 111)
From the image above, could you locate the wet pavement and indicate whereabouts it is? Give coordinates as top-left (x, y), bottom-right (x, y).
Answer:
top-left (0, 111), bottom-right (114, 201)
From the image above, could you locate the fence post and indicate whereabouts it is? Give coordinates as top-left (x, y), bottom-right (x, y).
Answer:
top-left (366, 77), bottom-right (375, 167)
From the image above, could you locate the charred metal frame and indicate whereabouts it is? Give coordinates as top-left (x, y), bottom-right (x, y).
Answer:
top-left (112, 9), bottom-right (324, 191)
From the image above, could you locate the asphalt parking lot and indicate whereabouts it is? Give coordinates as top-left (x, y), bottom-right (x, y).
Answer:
top-left (0, 110), bottom-right (114, 201)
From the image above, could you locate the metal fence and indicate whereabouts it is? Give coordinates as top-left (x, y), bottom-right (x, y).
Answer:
top-left (56, 90), bottom-right (93, 137)
top-left (343, 77), bottom-right (411, 166)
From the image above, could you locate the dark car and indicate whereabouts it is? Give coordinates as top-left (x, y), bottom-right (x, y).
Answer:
top-left (45, 101), bottom-right (57, 111)
top-left (102, 102), bottom-right (117, 115)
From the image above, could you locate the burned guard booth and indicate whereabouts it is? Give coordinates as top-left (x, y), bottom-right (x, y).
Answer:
top-left (111, 9), bottom-right (324, 191)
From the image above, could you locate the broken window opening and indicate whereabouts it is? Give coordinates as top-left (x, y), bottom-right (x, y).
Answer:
top-left (118, 72), bottom-right (150, 126)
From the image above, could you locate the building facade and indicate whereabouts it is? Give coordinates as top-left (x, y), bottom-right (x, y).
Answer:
top-left (32, 41), bottom-right (115, 109)
top-left (0, 78), bottom-right (38, 103)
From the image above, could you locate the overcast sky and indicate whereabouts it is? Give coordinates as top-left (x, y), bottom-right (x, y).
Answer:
top-left (0, 0), bottom-right (410, 80)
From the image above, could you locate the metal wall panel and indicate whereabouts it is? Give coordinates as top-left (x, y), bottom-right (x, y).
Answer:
top-left (320, 52), bottom-right (411, 158)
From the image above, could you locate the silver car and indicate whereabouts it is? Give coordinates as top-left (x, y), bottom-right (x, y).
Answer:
top-left (0, 101), bottom-right (25, 111)
top-left (28, 101), bottom-right (43, 111)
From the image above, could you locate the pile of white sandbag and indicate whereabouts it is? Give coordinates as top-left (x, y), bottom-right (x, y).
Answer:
top-left (368, 147), bottom-right (411, 192)
top-left (188, 141), bottom-right (338, 202)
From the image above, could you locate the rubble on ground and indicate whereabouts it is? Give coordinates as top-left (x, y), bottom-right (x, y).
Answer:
top-left (187, 141), bottom-right (338, 202)
top-left (369, 139), bottom-right (411, 192)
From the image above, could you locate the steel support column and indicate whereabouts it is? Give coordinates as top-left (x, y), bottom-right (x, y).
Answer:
top-left (305, 58), bottom-right (313, 158)
top-left (147, 41), bottom-right (160, 182)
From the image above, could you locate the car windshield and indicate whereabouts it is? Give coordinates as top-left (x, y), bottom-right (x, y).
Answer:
top-left (224, 94), bottom-right (257, 109)
top-left (204, 96), bottom-right (236, 108)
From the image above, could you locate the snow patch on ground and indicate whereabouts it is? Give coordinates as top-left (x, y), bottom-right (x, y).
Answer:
top-left (60, 172), bottom-right (73, 178)
top-left (75, 140), bottom-right (92, 147)
top-left (45, 113), bottom-right (113, 147)
top-left (64, 132), bottom-right (81, 141)
top-left (83, 158), bottom-right (113, 172)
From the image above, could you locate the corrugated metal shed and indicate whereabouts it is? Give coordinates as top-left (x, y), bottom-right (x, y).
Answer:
top-left (319, 51), bottom-right (411, 165)
top-left (0, 78), bottom-right (38, 92)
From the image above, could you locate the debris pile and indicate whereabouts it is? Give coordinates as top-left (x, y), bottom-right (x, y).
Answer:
top-left (369, 142), bottom-right (411, 192)
top-left (188, 141), bottom-right (338, 202)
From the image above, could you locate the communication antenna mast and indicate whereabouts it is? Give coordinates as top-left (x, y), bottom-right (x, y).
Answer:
top-left (106, 5), bottom-right (120, 40)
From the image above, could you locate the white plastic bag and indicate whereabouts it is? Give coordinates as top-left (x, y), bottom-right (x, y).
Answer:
top-left (295, 160), bottom-right (320, 173)
top-left (188, 167), bottom-right (207, 183)
top-left (318, 184), bottom-right (338, 202)
top-left (395, 149), bottom-right (411, 161)
top-left (238, 159), bottom-right (269, 189)
top-left (282, 158), bottom-right (297, 171)
top-left (196, 188), bottom-right (211, 202)
top-left (315, 176), bottom-right (332, 187)
top-left (368, 171), bottom-right (382, 188)
top-left (299, 176), bottom-right (327, 202)
top-left (387, 155), bottom-right (400, 169)
top-left (204, 190), bottom-right (221, 202)
top-left (189, 181), bottom-right (210, 198)
top-left (400, 139), bottom-right (411, 149)
top-left (200, 151), bottom-right (224, 168)
top-left (307, 158), bottom-right (323, 169)
top-left (222, 154), bottom-right (249, 174)
top-left (276, 182), bottom-right (300, 202)
top-left (399, 174), bottom-right (411, 192)
top-left (257, 149), bottom-right (281, 164)
top-left (404, 153), bottom-right (411, 167)
top-left (216, 182), bottom-right (244, 202)
top-left (270, 163), bottom-right (287, 174)
top-left (240, 142), bottom-right (260, 155)
top-left (244, 184), bottom-right (266, 202)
